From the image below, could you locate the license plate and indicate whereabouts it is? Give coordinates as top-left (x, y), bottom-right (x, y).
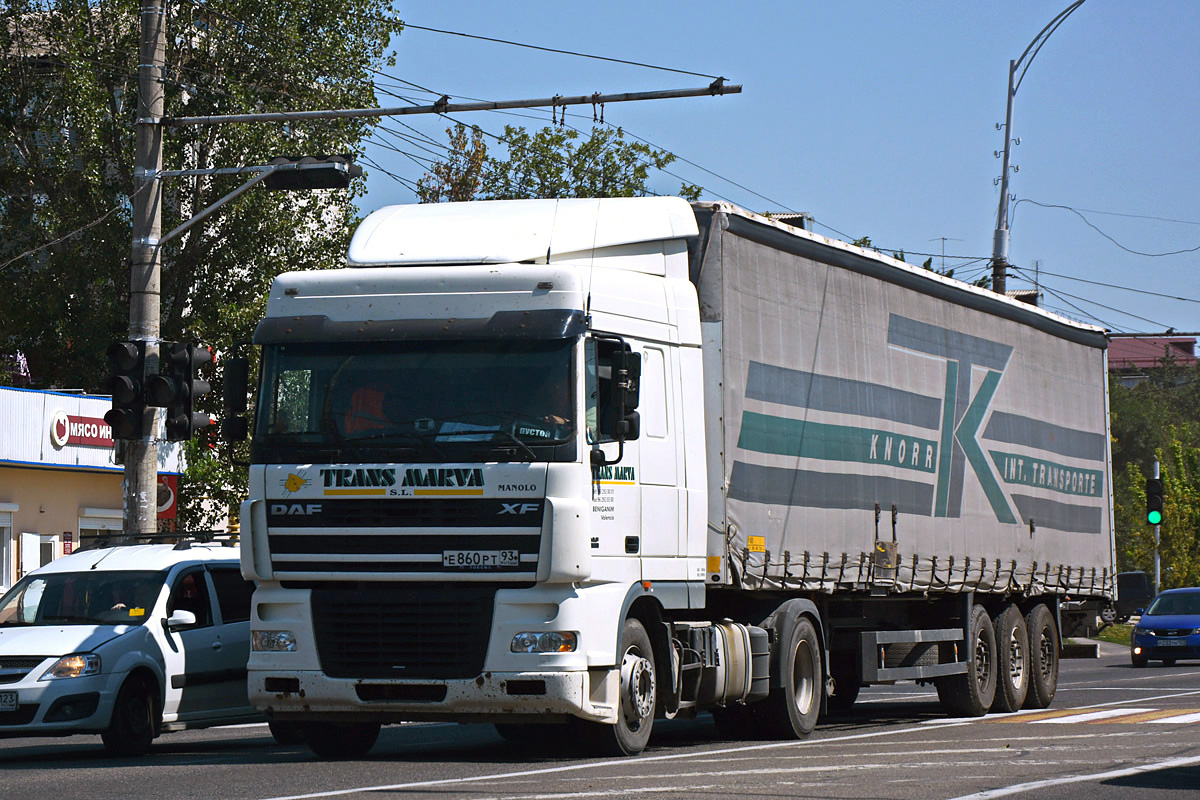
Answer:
top-left (442, 549), bottom-right (519, 569)
top-left (0, 691), bottom-right (16, 712)
top-left (1157, 637), bottom-right (1187, 647)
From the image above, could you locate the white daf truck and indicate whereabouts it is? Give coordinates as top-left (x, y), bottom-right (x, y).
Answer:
top-left (227, 197), bottom-right (1115, 758)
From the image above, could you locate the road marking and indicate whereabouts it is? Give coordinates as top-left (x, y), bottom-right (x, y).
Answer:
top-left (253, 720), bottom-right (973, 800)
top-left (1034, 707), bottom-right (1154, 723)
top-left (942, 754), bottom-right (1200, 800)
top-left (1146, 710), bottom-right (1200, 723)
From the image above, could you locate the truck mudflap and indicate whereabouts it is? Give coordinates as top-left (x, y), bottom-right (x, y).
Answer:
top-left (248, 668), bottom-right (621, 724)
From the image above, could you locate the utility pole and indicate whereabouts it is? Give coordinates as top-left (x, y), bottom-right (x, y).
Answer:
top-left (122, 0), bottom-right (166, 537)
top-left (990, 0), bottom-right (1086, 296)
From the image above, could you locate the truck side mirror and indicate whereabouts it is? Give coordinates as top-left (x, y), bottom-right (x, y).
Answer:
top-left (222, 356), bottom-right (250, 442)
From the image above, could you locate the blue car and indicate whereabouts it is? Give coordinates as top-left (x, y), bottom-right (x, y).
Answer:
top-left (1131, 587), bottom-right (1200, 667)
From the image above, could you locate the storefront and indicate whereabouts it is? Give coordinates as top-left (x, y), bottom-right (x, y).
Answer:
top-left (0, 386), bottom-right (182, 591)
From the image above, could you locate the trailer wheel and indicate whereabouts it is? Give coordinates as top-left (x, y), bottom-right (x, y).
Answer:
top-left (936, 604), bottom-right (997, 717)
top-left (1023, 604), bottom-right (1059, 709)
top-left (991, 604), bottom-right (1030, 713)
top-left (302, 722), bottom-right (381, 759)
top-left (756, 615), bottom-right (821, 738)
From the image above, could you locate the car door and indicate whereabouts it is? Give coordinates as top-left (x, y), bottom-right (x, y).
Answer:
top-left (159, 566), bottom-right (235, 722)
top-left (207, 564), bottom-right (255, 715)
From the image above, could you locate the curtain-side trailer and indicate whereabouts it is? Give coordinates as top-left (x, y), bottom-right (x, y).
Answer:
top-left (228, 197), bottom-right (1115, 758)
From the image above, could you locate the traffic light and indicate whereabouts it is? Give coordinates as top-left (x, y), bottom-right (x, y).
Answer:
top-left (104, 340), bottom-right (147, 439)
top-left (262, 155), bottom-right (362, 191)
top-left (1146, 477), bottom-right (1165, 526)
top-left (147, 342), bottom-right (214, 441)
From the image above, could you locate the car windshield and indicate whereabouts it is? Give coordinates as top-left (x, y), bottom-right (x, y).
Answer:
top-left (1145, 592), bottom-right (1200, 616)
top-left (253, 338), bottom-right (576, 463)
top-left (0, 570), bottom-right (167, 627)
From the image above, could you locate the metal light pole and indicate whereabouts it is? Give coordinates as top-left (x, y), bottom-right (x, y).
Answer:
top-left (1154, 459), bottom-right (1161, 594)
top-left (991, 0), bottom-right (1087, 295)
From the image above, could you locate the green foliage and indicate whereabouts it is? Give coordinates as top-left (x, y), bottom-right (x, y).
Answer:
top-left (1115, 426), bottom-right (1200, 589)
top-left (419, 123), bottom-right (695, 202)
top-left (1111, 361), bottom-right (1200, 586)
top-left (1, 0), bottom-right (401, 525)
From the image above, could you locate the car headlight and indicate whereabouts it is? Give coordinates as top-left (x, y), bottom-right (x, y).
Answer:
top-left (252, 630), bottom-right (297, 652)
top-left (1133, 626), bottom-right (1150, 635)
top-left (511, 631), bottom-right (577, 653)
top-left (40, 653), bottom-right (101, 680)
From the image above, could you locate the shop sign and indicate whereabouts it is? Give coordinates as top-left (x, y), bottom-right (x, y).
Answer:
top-left (158, 474), bottom-right (178, 520)
top-left (50, 410), bottom-right (115, 449)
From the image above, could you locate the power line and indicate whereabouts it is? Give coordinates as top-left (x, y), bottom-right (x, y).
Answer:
top-left (398, 21), bottom-right (723, 80)
top-left (1013, 199), bottom-right (1200, 257)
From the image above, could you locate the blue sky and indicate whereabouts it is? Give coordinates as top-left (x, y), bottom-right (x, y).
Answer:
top-left (359, 1), bottom-right (1200, 336)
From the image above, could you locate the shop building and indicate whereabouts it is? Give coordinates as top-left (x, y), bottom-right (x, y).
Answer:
top-left (0, 386), bottom-right (182, 591)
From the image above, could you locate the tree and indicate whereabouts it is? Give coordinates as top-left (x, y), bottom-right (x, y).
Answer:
top-left (1110, 361), bottom-right (1200, 582)
top-left (1116, 426), bottom-right (1200, 589)
top-left (418, 122), bottom-right (697, 202)
top-left (1, 0), bottom-right (402, 530)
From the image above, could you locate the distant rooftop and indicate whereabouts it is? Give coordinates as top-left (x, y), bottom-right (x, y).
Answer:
top-left (1108, 337), bottom-right (1198, 370)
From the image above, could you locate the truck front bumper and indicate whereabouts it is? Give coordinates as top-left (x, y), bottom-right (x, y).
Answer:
top-left (249, 667), bottom-right (619, 725)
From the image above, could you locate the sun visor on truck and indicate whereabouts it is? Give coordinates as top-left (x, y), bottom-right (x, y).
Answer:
top-left (253, 309), bottom-right (588, 344)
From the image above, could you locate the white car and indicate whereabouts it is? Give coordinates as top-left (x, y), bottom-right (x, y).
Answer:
top-left (0, 539), bottom-right (268, 755)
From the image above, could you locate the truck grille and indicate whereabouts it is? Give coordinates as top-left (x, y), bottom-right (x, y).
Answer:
top-left (310, 584), bottom-right (496, 680)
top-left (267, 498), bottom-right (543, 578)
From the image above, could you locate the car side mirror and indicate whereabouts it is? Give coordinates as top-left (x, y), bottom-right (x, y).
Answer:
top-left (165, 609), bottom-right (197, 630)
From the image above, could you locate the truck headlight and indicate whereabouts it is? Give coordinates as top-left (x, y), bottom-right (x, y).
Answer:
top-left (40, 653), bottom-right (101, 680)
top-left (252, 630), bottom-right (298, 652)
top-left (511, 631), bottom-right (577, 653)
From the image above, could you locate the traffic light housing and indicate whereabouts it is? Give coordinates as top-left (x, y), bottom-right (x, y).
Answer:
top-left (1146, 477), bottom-right (1165, 526)
top-left (104, 341), bottom-right (147, 439)
top-left (147, 342), bottom-right (214, 441)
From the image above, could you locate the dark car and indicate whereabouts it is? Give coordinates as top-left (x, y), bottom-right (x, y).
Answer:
top-left (1131, 587), bottom-right (1200, 667)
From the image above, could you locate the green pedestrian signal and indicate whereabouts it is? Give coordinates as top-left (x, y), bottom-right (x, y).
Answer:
top-left (1145, 477), bottom-right (1164, 526)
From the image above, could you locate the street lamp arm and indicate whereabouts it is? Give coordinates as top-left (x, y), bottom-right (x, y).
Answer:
top-left (1014, 0), bottom-right (1087, 94)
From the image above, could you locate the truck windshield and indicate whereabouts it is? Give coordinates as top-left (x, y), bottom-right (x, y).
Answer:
top-left (0, 570), bottom-right (166, 627)
top-left (253, 339), bottom-right (576, 463)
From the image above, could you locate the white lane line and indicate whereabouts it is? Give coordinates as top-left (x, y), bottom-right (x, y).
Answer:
top-left (942, 754), bottom-right (1200, 800)
top-left (1033, 707), bottom-right (1155, 724)
top-left (1147, 711), bottom-right (1200, 723)
top-left (254, 720), bottom-right (973, 800)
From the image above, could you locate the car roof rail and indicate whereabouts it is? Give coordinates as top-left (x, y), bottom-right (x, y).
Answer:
top-left (81, 531), bottom-right (238, 551)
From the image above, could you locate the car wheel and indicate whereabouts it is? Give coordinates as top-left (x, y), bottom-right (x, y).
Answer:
top-left (302, 722), bottom-right (381, 759)
top-left (755, 615), bottom-right (822, 738)
top-left (936, 604), bottom-right (997, 717)
top-left (1023, 604), bottom-right (1059, 709)
top-left (1131, 653), bottom-right (1148, 668)
top-left (102, 676), bottom-right (160, 757)
top-left (991, 604), bottom-right (1030, 713)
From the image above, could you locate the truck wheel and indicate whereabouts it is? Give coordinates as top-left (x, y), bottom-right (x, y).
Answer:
top-left (711, 702), bottom-right (757, 740)
top-left (302, 722), bottom-right (381, 759)
top-left (756, 615), bottom-right (821, 738)
top-left (102, 675), bottom-right (159, 757)
top-left (1023, 604), bottom-right (1059, 709)
top-left (577, 618), bottom-right (657, 756)
top-left (991, 604), bottom-right (1030, 713)
top-left (936, 604), bottom-right (997, 717)
top-left (827, 652), bottom-right (861, 714)
top-left (269, 720), bottom-right (306, 745)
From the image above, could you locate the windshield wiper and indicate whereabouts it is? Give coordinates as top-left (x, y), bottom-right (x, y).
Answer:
top-left (346, 430), bottom-right (448, 460)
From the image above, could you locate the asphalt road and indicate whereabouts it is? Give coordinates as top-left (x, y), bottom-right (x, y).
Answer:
top-left (4, 639), bottom-right (1200, 800)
